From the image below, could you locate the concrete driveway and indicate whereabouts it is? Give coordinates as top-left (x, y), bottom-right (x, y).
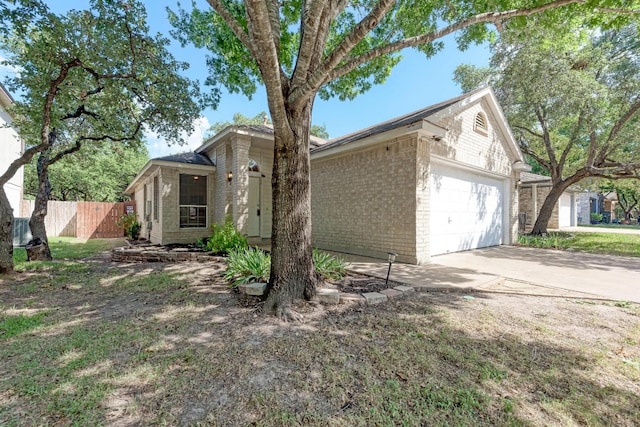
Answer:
top-left (431, 246), bottom-right (640, 303)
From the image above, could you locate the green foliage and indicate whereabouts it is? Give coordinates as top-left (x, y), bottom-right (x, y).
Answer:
top-left (312, 249), bottom-right (347, 280)
top-left (0, 313), bottom-right (47, 339)
top-left (224, 247), bottom-right (270, 287)
top-left (205, 111), bottom-right (329, 140)
top-left (590, 212), bottom-right (603, 222)
top-left (23, 142), bottom-right (148, 202)
top-left (224, 248), bottom-right (347, 286)
top-left (517, 231), bottom-right (640, 257)
top-left (206, 217), bottom-right (248, 255)
top-left (117, 213), bottom-right (141, 240)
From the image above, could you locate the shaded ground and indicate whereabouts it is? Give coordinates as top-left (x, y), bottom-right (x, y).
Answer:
top-left (1, 252), bottom-right (639, 426)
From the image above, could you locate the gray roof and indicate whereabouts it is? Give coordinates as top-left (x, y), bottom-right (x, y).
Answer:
top-left (520, 172), bottom-right (552, 183)
top-left (311, 90), bottom-right (479, 154)
top-left (155, 152), bottom-right (214, 166)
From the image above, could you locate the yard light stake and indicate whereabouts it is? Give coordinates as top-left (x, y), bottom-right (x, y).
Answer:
top-left (386, 252), bottom-right (397, 285)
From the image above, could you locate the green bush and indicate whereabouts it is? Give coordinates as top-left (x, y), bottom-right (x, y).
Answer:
top-left (223, 248), bottom-right (347, 287)
top-left (224, 247), bottom-right (271, 287)
top-left (117, 213), bottom-right (141, 240)
top-left (590, 212), bottom-right (603, 222)
top-left (206, 217), bottom-right (248, 255)
top-left (312, 249), bottom-right (347, 280)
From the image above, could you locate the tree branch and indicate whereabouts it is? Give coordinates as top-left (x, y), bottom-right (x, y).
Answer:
top-left (206, 0), bottom-right (258, 58)
top-left (322, 0), bottom-right (585, 86)
top-left (245, 0), bottom-right (287, 124)
top-left (290, 0), bottom-right (397, 105)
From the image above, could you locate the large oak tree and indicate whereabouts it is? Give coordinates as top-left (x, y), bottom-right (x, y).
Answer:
top-left (0, 0), bottom-right (203, 269)
top-left (457, 22), bottom-right (640, 234)
top-left (170, 0), bottom-right (638, 318)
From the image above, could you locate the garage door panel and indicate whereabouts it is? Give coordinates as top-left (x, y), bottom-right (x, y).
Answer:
top-left (430, 164), bottom-right (504, 256)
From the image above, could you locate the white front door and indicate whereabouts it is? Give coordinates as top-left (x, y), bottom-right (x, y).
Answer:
top-left (429, 163), bottom-right (504, 256)
top-left (247, 176), bottom-right (260, 236)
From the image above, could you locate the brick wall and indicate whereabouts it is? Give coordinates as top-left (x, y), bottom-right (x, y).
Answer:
top-left (518, 184), bottom-right (560, 231)
top-left (311, 134), bottom-right (419, 263)
top-left (431, 102), bottom-right (512, 176)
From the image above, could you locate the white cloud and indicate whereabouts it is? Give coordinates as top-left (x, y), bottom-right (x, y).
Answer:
top-left (145, 115), bottom-right (211, 159)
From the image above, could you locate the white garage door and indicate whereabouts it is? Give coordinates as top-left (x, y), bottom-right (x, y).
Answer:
top-left (558, 193), bottom-right (572, 228)
top-left (430, 163), bottom-right (505, 256)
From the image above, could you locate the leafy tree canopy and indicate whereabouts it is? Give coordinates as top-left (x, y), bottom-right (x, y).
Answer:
top-left (206, 111), bottom-right (329, 139)
top-left (0, 0), bottom-right (205, 272)
top-left (23, 142), bottom-right (149, 202)
top-left (455, 20), bottom-right (640, 233)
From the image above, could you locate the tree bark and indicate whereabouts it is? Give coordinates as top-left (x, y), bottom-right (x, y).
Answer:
top-left (263, 99), bottom-right (320, 319)
top-left (28, 152), bottom-right (53, 261)
top-left (530, 183), bottom-right (570, 235)
top-left (0, 189), bottom-right (14, 273)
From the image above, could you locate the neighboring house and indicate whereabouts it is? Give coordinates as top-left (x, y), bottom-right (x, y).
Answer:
top-left (576, 191), bottom-right (618, 224)
top-left (0, 83), bottom-right (24, 215)
top-left (126, 87), bottom-right (530, 264)
top-left (518, 172), bottom-right (578, 231)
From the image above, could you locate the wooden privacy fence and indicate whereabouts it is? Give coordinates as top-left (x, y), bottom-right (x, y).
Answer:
top-left (19, 200), bottom-right (136, 239)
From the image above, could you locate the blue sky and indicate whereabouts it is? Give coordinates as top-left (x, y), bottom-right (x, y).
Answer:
top-left (5, 0), bottom-right (491, 158)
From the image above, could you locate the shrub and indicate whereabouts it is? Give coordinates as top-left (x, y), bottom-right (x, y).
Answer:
top-left (224, 247), bottom-right (271, 287)
top-left (117, 213), bottom-right (141, 240)
top-left (207, 217), bottom-right (248, 255)
top-left (313, 249), bottom-right (347, 280)
top-left (590, 212), bottom-right (603, 223)
top-left (223, 247), bottom-right (348, 288)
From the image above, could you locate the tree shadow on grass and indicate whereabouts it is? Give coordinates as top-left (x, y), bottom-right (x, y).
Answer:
top-left (1, 258), bottom-right (638, 426)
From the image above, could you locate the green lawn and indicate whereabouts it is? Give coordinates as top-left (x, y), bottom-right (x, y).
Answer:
top-left (517, 232), bottom-right (640, 257)
top-left (13, 237), bottom-right (122, 272)
top-left (579, 223), bottom-right (640, 230)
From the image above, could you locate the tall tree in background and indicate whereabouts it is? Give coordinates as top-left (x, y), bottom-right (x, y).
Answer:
top-left (171, 0), bottom-right (637, 319)
top-left (206, 111), bottom-right (329, 139)
top-left (456, 22), bottom-right (640, 234)
top-left (0, 0), bottom-right (203, 270)
top-left (23, 142), bottom-right (148, 202)
top-left (600, 179), bottom-right (640, 220)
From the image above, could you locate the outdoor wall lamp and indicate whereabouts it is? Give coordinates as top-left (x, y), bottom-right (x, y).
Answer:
top-left (385, 252), bottom-right (398, 285)
top-left (227, 171), bottom-right (233, 183)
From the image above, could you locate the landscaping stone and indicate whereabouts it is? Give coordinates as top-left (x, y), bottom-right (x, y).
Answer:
top-left (238, 283), bottom-right (267, 296)
top-left (362, 292), bottom-right (387, 305)
top-left (340, 293), bottom-right (366, 304)
top-left (316, 288), bottom-right (340, 304)
top-left (380, 288), bottom-right (403, 299)
top-left (394, 285), bottom-right (415, 294)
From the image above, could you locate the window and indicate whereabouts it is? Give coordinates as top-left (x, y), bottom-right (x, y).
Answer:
top-left (153, 175), bottom-right (159, 221)
top-left (179, 174), bottom-right (207, 228)
top-left (474, 112), bottom-right (488, 134)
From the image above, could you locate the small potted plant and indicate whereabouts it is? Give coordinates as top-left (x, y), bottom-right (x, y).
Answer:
top-left (590, 212), bottom-right (603, 224)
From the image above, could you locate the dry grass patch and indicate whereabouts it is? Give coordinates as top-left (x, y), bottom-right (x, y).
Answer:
top-left (1, 250), bottom-right (639, 426)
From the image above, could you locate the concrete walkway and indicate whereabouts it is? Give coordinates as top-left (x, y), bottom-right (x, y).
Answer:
top-left (341, 246), bottom-right (640, 303)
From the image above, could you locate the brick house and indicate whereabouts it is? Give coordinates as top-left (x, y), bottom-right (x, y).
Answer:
top-left (518, 172), bottom-right (578, 231)
top-left (125, 87), bottom-right (530, 263)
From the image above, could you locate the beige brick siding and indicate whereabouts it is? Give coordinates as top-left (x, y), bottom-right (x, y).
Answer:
top-left (431, 101), bottom-right (511, 176)
top-left (311, 134), bottom-right (419, 263)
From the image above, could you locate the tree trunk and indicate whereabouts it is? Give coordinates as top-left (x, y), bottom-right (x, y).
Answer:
top-left (0, 188), bottom-right (14, 273)
top-left (263, 100), bottom-right (320, 319)
top-left (530, 184), bottom-right (570, 235)
top-left (28, 152), bottom-right (53, 261)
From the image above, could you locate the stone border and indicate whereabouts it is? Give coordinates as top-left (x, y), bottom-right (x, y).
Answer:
top-left (238, 282), bottom-right (416, 306)
top-left (111, 246), bottom-right (222, 263)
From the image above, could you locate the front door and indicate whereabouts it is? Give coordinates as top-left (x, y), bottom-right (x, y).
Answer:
top-left (247, 176), bottom-right (260, 236)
